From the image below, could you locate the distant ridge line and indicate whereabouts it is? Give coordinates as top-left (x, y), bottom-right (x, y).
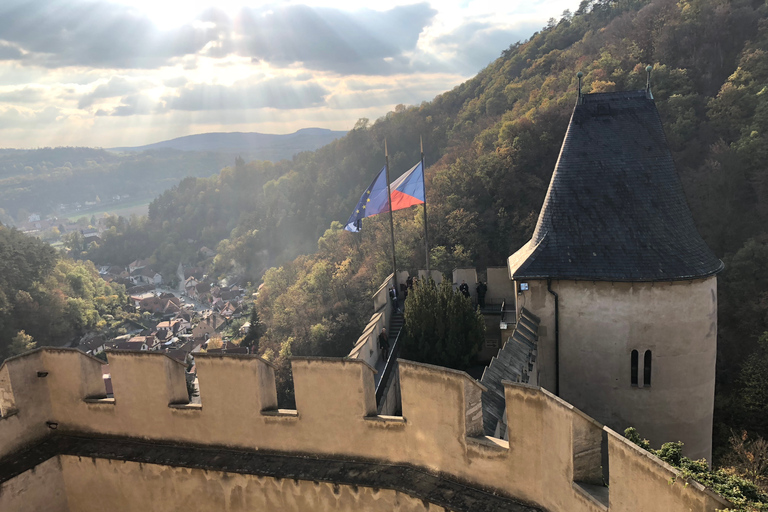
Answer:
top-left (108, 128), bottom-right (348, 158)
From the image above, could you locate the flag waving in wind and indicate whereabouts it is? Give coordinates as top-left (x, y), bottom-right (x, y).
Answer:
top-left (344, 166), bottom-right (390, 232)
top-left (389, 161), bottom-right (424, 211)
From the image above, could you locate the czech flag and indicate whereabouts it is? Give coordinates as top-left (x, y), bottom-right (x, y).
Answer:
top-left (344, 166), bottom-right (390, 232)
top-left (389, 161), bottom-right (425, 211)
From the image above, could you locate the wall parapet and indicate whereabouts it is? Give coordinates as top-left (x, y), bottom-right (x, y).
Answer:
top-left (348, 273), bottom-right (394, 368)
top-left (0, 348), bottom-right (731, 512)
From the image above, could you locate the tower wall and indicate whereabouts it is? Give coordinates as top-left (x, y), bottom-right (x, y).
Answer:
top-left (515, 277), bottom-right (717, 461)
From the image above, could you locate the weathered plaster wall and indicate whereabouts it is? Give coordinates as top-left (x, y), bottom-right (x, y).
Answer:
top-left (515, 279), bottom-right (557, 390)
top-left (0, 456), bottom-right (69, 512)
top-left (0, 350), bottom-right (55, 457)
top-left (59, 456), bottom-right (445, 512)
top-left (349, 273), bottom-right (393, 367)
top-left (487, 267), bottom-right (516, 303)
top-left (514, 277), bottom-right (717, 461)
top-left (606, 428), bottom-right (726, 512)
top-left (0, 348), bottom-right (731, 512)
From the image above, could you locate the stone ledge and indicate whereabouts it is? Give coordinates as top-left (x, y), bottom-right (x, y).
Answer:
top-left (0, 408), bottom-right (19, 419)
top-left (168, 403), bottom-right (201, 411)
top-left (467, 435), bottom-right (509, 451)
top-left (261, 408), bottom-right (299, 419)
top-left (572, 481), bottom-right (608, 511)
top-left (364, 415), bottom-right (406, 427)
top-left (84, 398), bottom-right (115, 405)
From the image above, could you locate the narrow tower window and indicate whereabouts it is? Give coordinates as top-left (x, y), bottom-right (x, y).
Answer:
top-left (631, 350), bottom-right (638, 386)
top-left (644, 350), bottom-right (652, 386)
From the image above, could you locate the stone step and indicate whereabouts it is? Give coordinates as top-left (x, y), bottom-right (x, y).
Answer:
top-left (520, 307), bottom-right (540, 324)
top-left (518, 315), bottom-right (538, 333)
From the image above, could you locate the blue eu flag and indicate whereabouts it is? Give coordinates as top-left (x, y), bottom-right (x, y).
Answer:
top-left (344, 166), bottom-right (389, 232)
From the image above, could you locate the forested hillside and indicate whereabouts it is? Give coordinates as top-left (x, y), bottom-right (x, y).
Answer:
top-left (111, 128), bottom-right (347, 159)
top-left (78, 0), bottom-right (768, 461)
top-left (0, 226), bottom-right (126, 360)
top-left (0, 147), bottom-right (233, 222)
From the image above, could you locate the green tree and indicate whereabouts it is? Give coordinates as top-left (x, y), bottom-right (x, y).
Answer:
top-left (8, 330), bottom-right (36, 356)
top-left (401, 278), bottom-right (484, 369)
top-left (242, 306), bottom-right (263, 353)
top-left (735, 332), bottom-right (768, 437)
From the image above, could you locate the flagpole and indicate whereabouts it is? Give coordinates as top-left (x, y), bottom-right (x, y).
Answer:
top-left (385, 139), bottom-right (398, 291)
top-left (420, 136), bottom-right (430, 274)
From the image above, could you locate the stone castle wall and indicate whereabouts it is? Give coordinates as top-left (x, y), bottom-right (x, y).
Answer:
top-left (0, 348), bottom-right (729, 512)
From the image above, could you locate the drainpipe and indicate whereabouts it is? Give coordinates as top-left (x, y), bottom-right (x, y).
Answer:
top-left (547, 278), bottom-right (560, 397)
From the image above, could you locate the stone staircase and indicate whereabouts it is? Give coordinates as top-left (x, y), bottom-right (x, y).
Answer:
top-left (389, 312), bottom-right (404, 347)
top-left (374, 311), bottom-right (404, 389)
top-left (480, 307), bottom-right (540, 437)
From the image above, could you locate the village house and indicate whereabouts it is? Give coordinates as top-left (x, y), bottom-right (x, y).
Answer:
top-left (183, 276), bottom-right (199, 295)
top-left (77, 335), bottom-right (107, 356)
top-left (128, 258), bottom-right (151, 273)
top-left (191, 313), bottom-right (227, 343)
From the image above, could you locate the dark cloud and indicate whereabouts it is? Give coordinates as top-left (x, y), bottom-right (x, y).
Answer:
top-left (0, 1), bottom-right (437, 74)
top-left (0, 0), bottom-right (227, 69)
top-left (431, 20), bottom-right (540, 75)
top-left (0, 41), bottom-right (23, 61)
top-left (78, 77), bottom-right (146, 108)
top-left (234, 4), bottom-right (436, 75)
top-left (164, 77), bottom-right (328, 111)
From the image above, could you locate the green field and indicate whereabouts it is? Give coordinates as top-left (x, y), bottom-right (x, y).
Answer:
top-left (63, 198), bottom-right (151, 221)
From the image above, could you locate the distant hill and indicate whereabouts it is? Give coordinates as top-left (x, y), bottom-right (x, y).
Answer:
top-left (110, 128), bottom-right (348, 162)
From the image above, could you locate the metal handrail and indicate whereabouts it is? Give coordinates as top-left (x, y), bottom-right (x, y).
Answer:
top-left (375, 326), bottom-right (402, 404)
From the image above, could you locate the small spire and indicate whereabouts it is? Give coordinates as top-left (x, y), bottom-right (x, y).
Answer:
top-left (576, 72), bottom-right (583, 105)
top-left (645, 65), bottom-right (653, 100)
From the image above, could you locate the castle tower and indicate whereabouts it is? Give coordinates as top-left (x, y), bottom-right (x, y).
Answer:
top-left (508, 88), bottom-right (723, 461)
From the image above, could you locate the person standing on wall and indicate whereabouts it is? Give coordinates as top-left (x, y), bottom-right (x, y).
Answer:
top-left (389, 286), bottom-right (400, 312)
top-left (476, 281), bottom-right (487, 308)
top-left (379, 327), bottom-right (390, 360)
top-left (459, 280), bottom-right (470, 299)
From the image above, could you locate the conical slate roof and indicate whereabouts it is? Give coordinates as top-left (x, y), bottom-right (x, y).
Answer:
top-left (508, 90), bottom-right (723, 282)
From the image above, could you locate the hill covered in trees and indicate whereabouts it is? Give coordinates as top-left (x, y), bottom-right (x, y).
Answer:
top-left (0, 226), bottom-right (126, 360)
top-left (74, 0), bottom-right (768, 464)
top-left (0, 129), bottom-right (348, 224)
top-left (110, 128), bottom-right (347, 160)
top-left (0, 147), bottom-right (233, 223)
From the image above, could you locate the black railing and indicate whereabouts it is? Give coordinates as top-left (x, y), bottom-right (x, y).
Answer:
top-left (375, 326), bottom-right (402, 404)
top-left (478, 298), bottom-right (504, 314)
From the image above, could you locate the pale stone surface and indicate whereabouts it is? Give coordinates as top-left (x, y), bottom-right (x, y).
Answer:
top-left (0, 349), bottom-right (731, 512)
top-left (515, 277), bottom-right (717, 461)
top-left (486, 266), bottom-right (516, 303)
top-left (58, 457), bottom-right (447, 512)
top-left (0, 456), bottom-right (69, 512)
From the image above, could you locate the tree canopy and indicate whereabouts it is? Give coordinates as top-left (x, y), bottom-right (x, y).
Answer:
top-left (401, 278), bottom-right (485, 369)
top-left (0, 225), bottom-right (126, 359)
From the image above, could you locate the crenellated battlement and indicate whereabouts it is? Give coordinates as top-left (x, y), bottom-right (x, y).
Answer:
top-left (0, 348), bottom-right (730, 512)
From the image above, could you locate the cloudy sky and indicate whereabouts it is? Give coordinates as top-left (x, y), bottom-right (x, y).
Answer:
top-left (0, 0), bottom-right (575, 148)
